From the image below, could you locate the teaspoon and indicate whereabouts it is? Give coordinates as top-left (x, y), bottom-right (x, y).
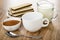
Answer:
top-left (6, 31), bottom-right (42, 39)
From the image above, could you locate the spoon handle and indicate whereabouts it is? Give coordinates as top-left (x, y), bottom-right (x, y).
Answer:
top-left (6, 32), bottom-right (42, 39)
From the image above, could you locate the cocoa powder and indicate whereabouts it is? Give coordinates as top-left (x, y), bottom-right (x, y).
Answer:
top-left (3, 20), bottom-right (20, 26)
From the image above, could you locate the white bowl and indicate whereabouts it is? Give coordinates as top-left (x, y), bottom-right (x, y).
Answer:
top-left (2, 17), bottom-right (21, 31)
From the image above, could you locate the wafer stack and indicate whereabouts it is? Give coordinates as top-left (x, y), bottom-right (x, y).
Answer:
top-left (8, 3), bottom-right (34, 17)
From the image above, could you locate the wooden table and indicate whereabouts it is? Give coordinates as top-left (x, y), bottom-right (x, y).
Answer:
top-left (0, 8), bottom-right (54, 40)
top-left (0, 19), bottom-right (54, 40)
top-left (0, 6), bottom-right (54, 40)
top-left (0, 0), bottom-right (59, 40)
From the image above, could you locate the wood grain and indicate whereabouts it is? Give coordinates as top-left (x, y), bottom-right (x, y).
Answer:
top-left (0, 18), bottom-right (54, 40)
top-left (0, 0), bottom-right (60, 40)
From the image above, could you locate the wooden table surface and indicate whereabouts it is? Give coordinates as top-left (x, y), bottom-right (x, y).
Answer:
top-left (0, 4), bottom-right (56, 40)
top-left (0, 4), bottom-right (54, 40)
top-left (0, 0), bottom-right (60, 40)
top-left (0, 10), bottom-right (59, 40)
top-left (0, 15), bottom-right (54, 40)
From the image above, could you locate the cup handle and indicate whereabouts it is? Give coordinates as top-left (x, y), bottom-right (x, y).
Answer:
top-left (42, 18), bottom-right (49, 27)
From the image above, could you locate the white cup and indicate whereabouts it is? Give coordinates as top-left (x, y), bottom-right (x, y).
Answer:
top-left (2, 17), bottom-right (21, 31)
top-left (22, 12), bottom-right (49, 32)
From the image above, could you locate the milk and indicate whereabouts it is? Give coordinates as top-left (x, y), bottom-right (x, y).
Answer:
top-left (37, 1), bottom-right (54, 21)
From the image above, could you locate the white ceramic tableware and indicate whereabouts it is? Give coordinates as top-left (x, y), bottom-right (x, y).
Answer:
top-left (2, 17), bottom-right (21, 31)
top-left (22, 12), bottom-right (49, 32)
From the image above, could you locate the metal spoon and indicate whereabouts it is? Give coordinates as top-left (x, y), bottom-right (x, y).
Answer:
top-left (6, 31), bottom-right (42, 39)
